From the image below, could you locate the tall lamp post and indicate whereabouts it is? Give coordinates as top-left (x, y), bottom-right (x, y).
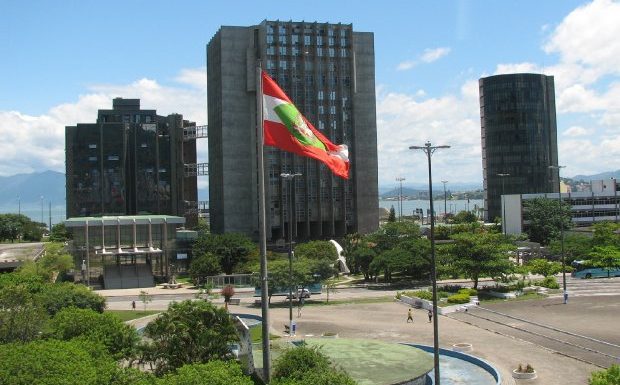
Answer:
top-left (396, 177), bottom-right (406, 221)
top-left (281, 172), bottom-right (302, 333)
top-left (441, 180), bottom-right (448, 222)
top-left (410, 141), bottom-right (450, 385)
top-left (549, 165), bottom-right (567, 304)
top-left (497, 173), bottom-right (510, 236)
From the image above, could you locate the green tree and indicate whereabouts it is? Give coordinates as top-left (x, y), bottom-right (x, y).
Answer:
top-left (450, 232), bottom-right (515, 289)
top-left (49, 307), bottom-right (139, 359)
top-left (452, 210), bottom-right (478, 224)
top-left (159, 361), bottom-right (253, 385)
top-left (189, 253), bottom-right (221, 285)
top-left (295, 240), bottom-right (338, 261)
top-left (0, 285), bottom-right (47, 343)
top-left (341, 232), bottom-right (362, 274)
top-left (388, 206), bottom-right (396, 222)
top-left (589, 364), bottom-right (620, 385)
top-left (139, 290), bottom-right (153, 311)
top-left (0, 339), bottom-right (118, 385)
top-left (371, 221), bottom-right (421, 252)
top-left (592, 222), bottom-right (620, 248)
top-left (49, 222), bottom-right (72, 242)
top-left (526, 258), bottom-right (563, 277)
top-left (548, 233), bottom-right (593, 264)
top-left (523, 197), bottom-right (572, 246)
top-left (351, 243), bottom-right (376, 281)
top-left (272, 345), bottom-right (356, 385)
top-left (588, 246), bottom-right (620, 278)
top-left (192, 233), bottom-right (256, 275)
top-left (140, 300), bottom-right (238, 375)
top-left (36, 282), bottom-right (106, 316)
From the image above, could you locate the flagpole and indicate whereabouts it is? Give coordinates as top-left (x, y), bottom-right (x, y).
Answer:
top-left (256, 61), bottom-right (271, 382)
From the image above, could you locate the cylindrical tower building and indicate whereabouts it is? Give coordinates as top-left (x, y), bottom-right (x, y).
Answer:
top-left (480, 73), bottom-right (559, 222)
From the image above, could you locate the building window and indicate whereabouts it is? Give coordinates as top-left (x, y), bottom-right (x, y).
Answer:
top-left (330, 105), bottom-right (336, 114)
top-left (278, 35), bottom-right (286, 44)
top-left (141, 143), bottom-right (148, 148)
top-left (329, 91), bottom-right (336, 100)
top-left (279, 60), bottom-right (287, 70)
top-left (88, 156), bottom-right (97, 162)
top-left (317, 36), bottom-right (323, 45)
top-left (279, 46), bottom-right (287, 55)
top-left (318, 121), bottom-right (325, 130)
top-left (267, 35), bottom-right (274, 44)
top-left (317, 48), bottom-right (323, 57)
top-left (267, 60), bottom-right (275, 69)
top-left (318, 91), bottom-right (324, 100)
top-left (145, 115), bottom-right (152, 123)
top-left (328, 37), bottom-right (335, 46)
top-left (108, 155), bottom-right (119, 161)
top-left (304, 35), bottom-right (311, 45)
top-left (340, 49), bottom-right (348, 57)
top-left (328, 48), bottom-right (335, 57)
top-left (267, 46), bottom-right (275, 55)
top-left (292, 34), bottom-right (299, 45)
top-left (88, 144), bottom-right (97, 149)
top-left (318, 105), bottom-right (324, 114)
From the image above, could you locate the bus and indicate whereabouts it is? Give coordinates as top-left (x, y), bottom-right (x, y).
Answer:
top-left (571, 260), bottom-right (620, 279)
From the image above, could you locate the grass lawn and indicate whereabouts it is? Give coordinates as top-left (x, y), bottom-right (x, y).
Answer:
top-left (478, 292), bottom-right (546, 303)
top-left (106, 310), bottom-right (160, 322)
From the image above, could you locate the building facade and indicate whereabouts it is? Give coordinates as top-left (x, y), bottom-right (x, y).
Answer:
top-left (503, 179), bottom-right (620, 234)
top-left (207, 20), bottom-right (378, 242)
top-left (480, 73), bottom-right (559, 222)
top-left (65, 98), bottom-right (198, 226)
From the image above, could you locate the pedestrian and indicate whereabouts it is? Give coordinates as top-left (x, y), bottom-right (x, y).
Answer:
top-left (427, 309), bottom-right (432, 323)
top-left (298, 296), bottom-right (305, 317)
top-left (407, 308), bottom-right (414, 323)
top-left (131, 300), bottom-right (136, 311)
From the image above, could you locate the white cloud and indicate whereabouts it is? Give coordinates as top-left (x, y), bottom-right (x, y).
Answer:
top-left (494, 62), bottom-right (541, 75)
top-left (420, 47), bottom-right (451, 63)
top-left (376, 82), bottom-right (482, 186)
top-left (562, 126), bottom-right (592, 137)
top-left (0, 68), bottom-right (207, 177)
top-left (396, 61), bottom-right (416, 71)
top-left (396, 47), bottom-right (451, 71)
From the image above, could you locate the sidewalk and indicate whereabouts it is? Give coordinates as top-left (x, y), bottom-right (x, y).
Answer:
top-left (95, 285), bottom-right (255, 298)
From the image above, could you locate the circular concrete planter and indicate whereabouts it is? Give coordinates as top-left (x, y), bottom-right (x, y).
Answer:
top-left (452, 343), bottom-right (473, 352)
top-left (512, 369), bottom-right (537, 380)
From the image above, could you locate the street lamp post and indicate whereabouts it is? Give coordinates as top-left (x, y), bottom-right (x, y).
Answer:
top-left (441, 180), bottom-right (448, 222)
top-left (396, 177), bottom-right (406, 221)
top-left (549, 165), bottom-right (567, 304)
top-left (497, 173), bottom-right (510, 236)
top-left (410, 141), bottom-right (450, 385)
top-left (281, 172), bottom-right (302, 334)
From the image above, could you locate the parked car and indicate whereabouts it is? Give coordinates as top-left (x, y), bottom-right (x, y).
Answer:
top-left (286, 288), bottom-right (311, 299)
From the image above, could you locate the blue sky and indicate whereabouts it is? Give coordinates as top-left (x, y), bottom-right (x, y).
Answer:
top-left (1, 0), bottom-right (618, 188)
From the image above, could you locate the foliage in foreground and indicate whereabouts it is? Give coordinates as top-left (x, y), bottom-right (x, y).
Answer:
top-left (271, 345), bottom-right (357, 385)
top-left (589, 364), bottom-right (620, 385)
top-left (140, 300), bottom-right (238, 375)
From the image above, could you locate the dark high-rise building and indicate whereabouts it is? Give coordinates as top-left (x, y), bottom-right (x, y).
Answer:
top-left (65, 98), bottom-right (198, 225)
top-left (207, 20), bottom-right (378, 241)
top-left (480, 73), bottom-right (559, 222)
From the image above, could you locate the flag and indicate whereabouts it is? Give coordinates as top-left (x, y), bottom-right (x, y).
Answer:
top-left (262, 71), bottom-right (349, 179)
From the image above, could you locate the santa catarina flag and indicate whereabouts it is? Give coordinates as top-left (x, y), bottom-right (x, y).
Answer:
top-left (262, 71), bottom-right (349, 179)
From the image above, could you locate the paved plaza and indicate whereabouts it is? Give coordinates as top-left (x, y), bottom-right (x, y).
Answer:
top-left (105, 279), bottom-right (620, 385)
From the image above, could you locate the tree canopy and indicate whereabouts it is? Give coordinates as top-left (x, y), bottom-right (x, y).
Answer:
top-left (192, 233), bottom-right (256, 275)
top-left (588, 246), bottom-right (620, 278)
top-left (140, 300), bottom-right (238, 375)
top-left (271, 345), bottom-right (356, 385)
top-left (523, 197), bottom-right (572, 246)
top-left (450, 232), bottom-right (515, 288)
top-left (49, 307), bottom-right (139, 359)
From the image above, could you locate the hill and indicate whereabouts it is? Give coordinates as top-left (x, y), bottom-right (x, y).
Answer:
top-left (0, 170), bottom-right (65, 206)
top-left (571, 170), bottom-right (620, 182)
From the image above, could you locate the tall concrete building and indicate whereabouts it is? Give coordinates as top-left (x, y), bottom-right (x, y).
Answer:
top-left (65, 98), bottom-right (198, 226)
top-left (480, 73), bottom-right (559, 222)
top-left (207, 20), bottom-right (378, 241)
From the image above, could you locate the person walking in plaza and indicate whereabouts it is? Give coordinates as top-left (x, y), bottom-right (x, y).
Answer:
top-left (407, 308), bottom-right (414, 323)
top-left (427, 309), bottom-right (432, 323)
top-left (131, 300), bottom-right (136, 311)
top-left (298, 296), bottom-right (305, 317)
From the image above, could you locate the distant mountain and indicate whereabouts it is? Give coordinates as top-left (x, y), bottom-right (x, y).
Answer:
top-left (0, 171), bottom-right (65, 206)
top-left (571, 170), bottom-right (620, 182)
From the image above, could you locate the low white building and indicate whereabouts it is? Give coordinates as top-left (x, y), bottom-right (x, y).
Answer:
top-left (503, 179), bottom-right (619, 235)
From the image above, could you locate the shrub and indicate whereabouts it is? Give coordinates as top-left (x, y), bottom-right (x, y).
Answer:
top-left (537, 276), bottom-right (560, 289)
top-left (589, 364), bottom-right (620, 385)
top-left (273, 345), bottom-right (331, 380)
top-left (409, 290), bottom-right (433, 301)
top-left (438, 284), bottom-right (463, 293)
top-left (447, 293), bottom-right (470, 304)
top-left (458, 288), bottom-right (477, 296)
top-left (437, 291), bottom-right (451, 299)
